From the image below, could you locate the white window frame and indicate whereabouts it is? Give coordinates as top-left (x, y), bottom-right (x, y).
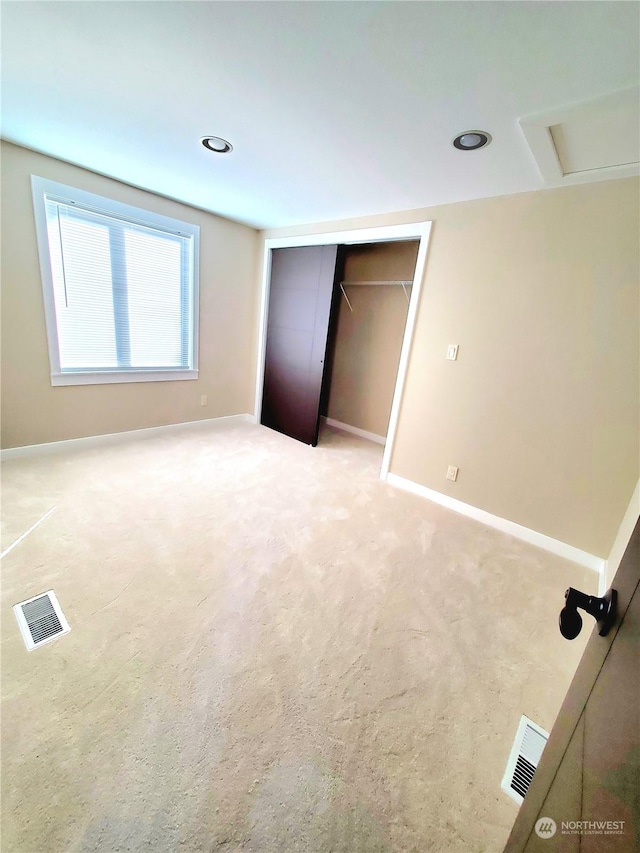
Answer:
top-left (31, 175), bottom-right (200, 386)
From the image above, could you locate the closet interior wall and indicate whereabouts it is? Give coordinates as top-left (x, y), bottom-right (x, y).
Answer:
top-left (323, 240), bottom-right (419, 439)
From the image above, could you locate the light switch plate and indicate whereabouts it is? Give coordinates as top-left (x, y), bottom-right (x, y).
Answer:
top-left (446, 344), bottom-right (459, 361)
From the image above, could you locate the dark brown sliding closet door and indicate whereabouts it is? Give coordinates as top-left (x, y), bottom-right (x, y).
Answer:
top-left (261, 245), bottom-right (338, 446)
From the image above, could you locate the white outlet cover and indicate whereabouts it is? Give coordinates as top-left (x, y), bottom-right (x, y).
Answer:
top-left (446, 465), bottom-right (458, 481)
top-left (446, 344), bottom-right (459, 361)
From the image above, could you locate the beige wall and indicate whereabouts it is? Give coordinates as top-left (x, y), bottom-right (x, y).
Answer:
top-left (263, 178), bottom-right (640, 558)
top-left (1, 142), bottom-right (260, 448)
top-left (341, 240), bottom-right (419, 283)
top-left (326, 242), bottom-right (417, 436)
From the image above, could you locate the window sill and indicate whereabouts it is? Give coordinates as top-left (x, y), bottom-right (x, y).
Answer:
top-left (50, 369), bottom-right (199, 387)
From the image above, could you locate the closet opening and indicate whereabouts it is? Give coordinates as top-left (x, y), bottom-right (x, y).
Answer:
top-left (255, 221), bottom-right (432, 481)
top-left (319, 240), bottom-right (419, 448)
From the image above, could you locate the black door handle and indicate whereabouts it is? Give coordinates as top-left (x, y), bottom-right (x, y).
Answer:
top-left (559, 587), bottom-right (617, 639)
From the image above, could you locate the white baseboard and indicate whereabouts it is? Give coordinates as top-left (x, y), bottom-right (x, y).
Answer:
top-left (385, 472), bottom-right (605, 575)
top-left (323, 417), bottom-right (386, 446)
top-left (1, 414), bottom-right (255, 461)
top-left (603, 478), bottom-right (640, 593)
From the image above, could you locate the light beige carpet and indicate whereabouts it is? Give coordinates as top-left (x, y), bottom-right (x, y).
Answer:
top-left (1, 420), bottom-right (594, 852)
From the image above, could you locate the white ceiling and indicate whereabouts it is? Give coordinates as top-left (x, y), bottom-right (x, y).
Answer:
top-left (2, 1), bottom-right (638, 229)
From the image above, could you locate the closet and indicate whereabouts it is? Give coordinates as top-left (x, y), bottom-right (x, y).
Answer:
top-left (260, 239), bottom-right (419, 447)
top-left (322, 240), bottom-right (419, 441)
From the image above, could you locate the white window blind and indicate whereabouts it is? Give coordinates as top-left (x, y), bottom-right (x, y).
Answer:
top-left (32, 176), bottom-right (199, 386)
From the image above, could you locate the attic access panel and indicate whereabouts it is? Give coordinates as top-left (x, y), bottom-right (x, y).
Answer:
top-left (520, 85), bottom-right (640, 186)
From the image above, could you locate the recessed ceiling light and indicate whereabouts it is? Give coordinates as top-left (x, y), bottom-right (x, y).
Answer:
top-left (201, 136), bottom-right (233, 154)
top-left (453, 131), bottom-right (492, 151)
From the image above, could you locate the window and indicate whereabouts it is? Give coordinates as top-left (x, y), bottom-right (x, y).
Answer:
top-left (31, 176), bottom-right (199, 385)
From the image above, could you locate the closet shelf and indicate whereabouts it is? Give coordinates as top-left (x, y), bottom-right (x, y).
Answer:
top-left (339, 280), bottom-right (413, 312)
top-left (340, 280), bottom-right (413, 287)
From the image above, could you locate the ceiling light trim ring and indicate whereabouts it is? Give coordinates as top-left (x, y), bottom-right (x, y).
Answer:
top-left (453, 131), bottom-right (492, 151)
top-left (201, 136), bottom-right (233, 154)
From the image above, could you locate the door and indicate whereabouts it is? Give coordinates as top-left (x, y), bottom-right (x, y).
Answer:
top-left (261, 245), bottom-right (339, 446)
top-left (504, 517), bottom-right (640, 851)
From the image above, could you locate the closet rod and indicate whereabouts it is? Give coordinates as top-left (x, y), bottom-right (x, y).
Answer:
top-left (339, 280), bottom-right (413, 311)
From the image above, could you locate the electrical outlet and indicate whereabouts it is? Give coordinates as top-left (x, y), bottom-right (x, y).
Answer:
top-left (200, 395), bottom-right (208, 406)
top-left (446, 465), bottom-right (458, 482)
top-left (446, 344), bottom-right (459, 361)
